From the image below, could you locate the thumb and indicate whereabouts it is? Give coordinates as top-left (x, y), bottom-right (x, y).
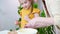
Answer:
top-left (24, 23), bottom-right (31, 28)
top-left (24, 22), bottom-right (35, 28)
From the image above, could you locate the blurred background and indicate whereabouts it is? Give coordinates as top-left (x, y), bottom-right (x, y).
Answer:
top-left (0, 0), bottom-right (43, 31)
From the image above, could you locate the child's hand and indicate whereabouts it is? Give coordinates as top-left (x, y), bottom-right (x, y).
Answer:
top-left (15, 20), bottom-right (20, 25)
top-left (24, 15), bottom-right (31, 22)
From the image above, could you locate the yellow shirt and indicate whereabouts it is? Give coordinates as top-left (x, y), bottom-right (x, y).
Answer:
top-left (20, 8), bottom-right (40, 28)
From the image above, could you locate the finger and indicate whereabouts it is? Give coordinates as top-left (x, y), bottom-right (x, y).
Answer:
top-left (15, 20), bottom-right (19, 25)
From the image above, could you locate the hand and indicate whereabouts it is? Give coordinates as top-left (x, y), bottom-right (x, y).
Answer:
top-left (34, 13), bottom-right (39, 18)
top-left (15, 20), bottom-right (20, 25)
top-left (24, 15), bottom-right (31, 22)
top-left (24, 17), bottom-right (41, 28)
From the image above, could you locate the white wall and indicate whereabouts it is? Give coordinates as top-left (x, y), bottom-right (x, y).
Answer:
top-left (0, 0), bottom-right (19, 31)
top-left (38, 0), bottom-right (43, 11)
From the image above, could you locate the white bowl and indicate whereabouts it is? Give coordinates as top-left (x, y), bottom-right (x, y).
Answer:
top-left (17, 28), bottom-right (37, 34)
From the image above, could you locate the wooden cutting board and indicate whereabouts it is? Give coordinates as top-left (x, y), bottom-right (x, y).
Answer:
top-left (8, 31), bottom-right (18, 34)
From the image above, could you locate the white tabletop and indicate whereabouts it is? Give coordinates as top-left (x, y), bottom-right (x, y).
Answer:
top-left (0, 30), bottom-right (9, 34)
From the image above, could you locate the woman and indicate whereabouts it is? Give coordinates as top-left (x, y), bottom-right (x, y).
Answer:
top-left (25, 0), bottom-right (60, 34)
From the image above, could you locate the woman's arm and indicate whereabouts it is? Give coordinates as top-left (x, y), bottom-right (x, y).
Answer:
top-left (25, 17), bottom-right (54, 28)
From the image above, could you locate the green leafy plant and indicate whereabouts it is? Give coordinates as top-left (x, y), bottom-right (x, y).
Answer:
top-left (10, 29), bottom-right (13, 31)
top-left (16, 27), bottom-right (20, 30)
top-left (18, 18), bottom-right (21, 21)
top-left (18, 5), bottom-right (23, 15)
top-left (40, 10), bottom-right (46, 17)
top-left (33, 3), bottom-right (38, 8)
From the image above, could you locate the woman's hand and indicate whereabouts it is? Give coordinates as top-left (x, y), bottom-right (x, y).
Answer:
top-left (24, 17), bottom-right (42, 28)
top-left (34, 13), bottom-right (39, 18)
top-left (24, 15), bottom-right (31, 22)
